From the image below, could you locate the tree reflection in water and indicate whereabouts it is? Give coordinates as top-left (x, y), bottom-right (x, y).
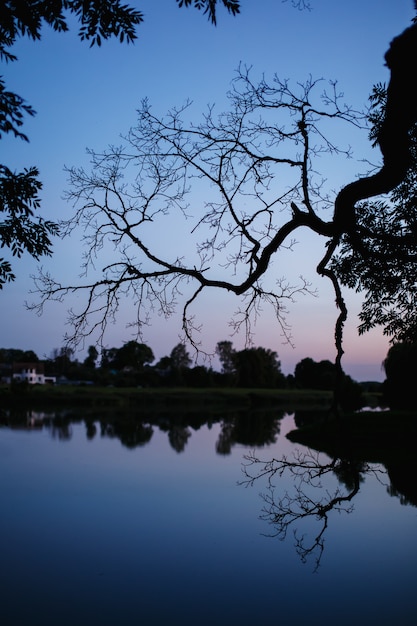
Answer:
top-left (0, 407), bottom-right (284, 454)
top-left (3, 405), bottom-right (416, 562)
top-left (168, 425), bottom-right (192, 453)
top-left (99, 419), bottom-right (154, 449)
top-left (240, 448), bottom-right (385, 571)
top-left (216, 411), bottom-right (283, 455)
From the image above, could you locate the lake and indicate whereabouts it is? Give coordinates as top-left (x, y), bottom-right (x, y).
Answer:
top-left (1, 408), bottom-right (416, 625)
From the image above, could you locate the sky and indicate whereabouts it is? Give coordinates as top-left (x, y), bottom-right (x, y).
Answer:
top-left (1, 0), bottom-right (415, 381)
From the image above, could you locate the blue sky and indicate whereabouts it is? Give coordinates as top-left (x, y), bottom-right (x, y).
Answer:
top-left (1, 0), bottom-right (415, 380)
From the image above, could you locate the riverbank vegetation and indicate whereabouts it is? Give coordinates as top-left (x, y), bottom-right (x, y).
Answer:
top-left (0, 339), bottom-right (368, 410)
top-left (289, 409), bottom-right (417, 463)
top-left (0, 384), bottom-right (336, 412)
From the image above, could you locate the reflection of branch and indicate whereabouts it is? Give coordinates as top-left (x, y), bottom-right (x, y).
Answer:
top-left (240, 448), bottom-right (383, 571)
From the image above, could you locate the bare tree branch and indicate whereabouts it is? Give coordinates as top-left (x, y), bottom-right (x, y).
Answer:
top-left (28, 16), bottom-right (417, 378)
top-left (29, 71), bottom-right (361, 350)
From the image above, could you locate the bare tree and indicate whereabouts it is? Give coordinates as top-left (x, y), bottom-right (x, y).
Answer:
top-left (240, 448), bottom-right (384, 570)
top-left (30, 17), bottom-right (417, 395)
top-left (0, 0), bottom-right (245, 285)
top-left (31, 72), bottom-right (361, 340)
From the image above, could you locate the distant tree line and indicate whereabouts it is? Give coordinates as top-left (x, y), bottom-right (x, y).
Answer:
top-left (0, 340), bottom-right (366, 405)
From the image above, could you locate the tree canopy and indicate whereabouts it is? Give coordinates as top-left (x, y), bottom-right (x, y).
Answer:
top-left (104, 340), bottom-right (154, 370)
top-left (332, 83), bottom-right (417, 343)
top-left (382, 341), bottom-right (417, 409)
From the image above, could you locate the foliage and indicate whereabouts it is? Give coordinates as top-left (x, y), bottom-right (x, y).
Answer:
top-left (156, 343), bottom-right (192, 385)
top-left (48, 346), bottom-right (75, 376)
top-left (176, 1), bottom-right (310, 24)
top-left (176, 0), bottom-right (241, 25)
top-left (216, 340), bottom-right (286, 388)
top-left (294, 357), bottom-right (362, 410)
top-left (0, 339), bottom-right (315, 392)
top-left (170, 343), bottom-right (191, 370)
top-left (0, 165), bottom-right (59, 288)
top-left (0, 0), bottom-right (242, 285)
top-left (83, 345), bottom-right (98, 368)
top-left (215, 340), bottom-right (236, 386)
top-left (0, 0), bottom-right (143, 284)
top-left (382, 342), bottom-right (417, 409)
top-left (105, 340), bottom-right (154, 370)
top-left (0, 75), bottom-right (35, 140)
top-left (0, 347), bottom-right (39, 363)
top-left (96, 340), bottom-right (155, 385)
top-left (294, 357), bottom-right (337, 390)
top-left (332, 84), bottom-right (417, 343)
top-left (0, 0), bottom-right (143, 60)
top-left (233, 346), bottom-right (285, 388)
top-left (216, 340), bottom-right (235, 372)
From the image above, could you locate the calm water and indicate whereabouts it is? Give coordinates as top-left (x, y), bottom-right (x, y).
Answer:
top-left (0, 410), bottom-right (416, 625)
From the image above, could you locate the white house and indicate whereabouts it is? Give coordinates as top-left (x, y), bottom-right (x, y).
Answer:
top-left (12, 362), bottom-right (56, 385)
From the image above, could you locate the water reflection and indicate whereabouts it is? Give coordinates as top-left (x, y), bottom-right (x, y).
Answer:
top-left (239, 408), bottom-right (417, 570)
top-left (290, 409), bottom-right (417, 508)
top-left (240, 447), bottom-right (384, 570)
top-left (1, 406), bottom-right (416, 625)
top-left (98, 419), bottom-right (154, 449)
top-left (1, 404), bottom-right (415, 572)
top-left (0, 407), bottom-right (284, 454)
top-left (385, 459), bottom-right (417, 507)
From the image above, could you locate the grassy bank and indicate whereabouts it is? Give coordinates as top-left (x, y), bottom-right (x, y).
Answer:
top-left (0, 384), bottom-right (334, 413)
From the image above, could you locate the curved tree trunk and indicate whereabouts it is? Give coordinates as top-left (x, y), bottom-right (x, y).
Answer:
top-left (334, 22), bottom-right (417, 233)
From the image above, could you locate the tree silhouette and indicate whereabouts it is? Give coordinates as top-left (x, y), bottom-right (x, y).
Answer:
top-left (30, 12), bottom-right (417, 399)
top-left (382, 341), bottom-right (417, 408)
top-left (32, 72), bottom-right (353, 339)
top-left (0, 165), bottom-right (58, 288)
top-left (234, 346), bottom-right (284, 388)
top-left (216, 340), bottom-right (236, 376)
top-left (332, 79), bottom-right (417, 344)
top-left (109, 340), bottom-right (154, 370)
top-left (0, 0), bottom-right (243, 286)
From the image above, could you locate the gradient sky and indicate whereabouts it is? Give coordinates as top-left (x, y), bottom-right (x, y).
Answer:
top-left (1, 0), bottom-right (415, 381)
